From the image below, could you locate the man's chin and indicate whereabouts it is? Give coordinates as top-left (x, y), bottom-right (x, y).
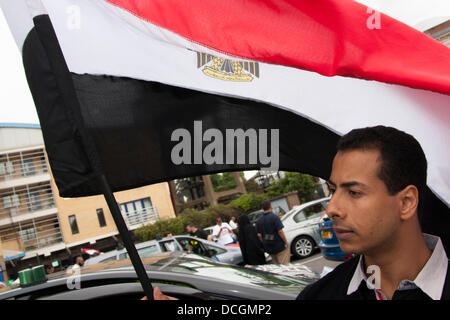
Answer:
top-left (339, 242), bottom-right (362, 255)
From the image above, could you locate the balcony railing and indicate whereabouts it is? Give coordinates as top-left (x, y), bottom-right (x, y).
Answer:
top-left (0, 216), bottom-right (63, 252)
top-left (0, 149), bottom-right (49, 182)
top-left (121, 206), bottom-right (160, 228)
top-left (0, 182), bottom-right (56, 221)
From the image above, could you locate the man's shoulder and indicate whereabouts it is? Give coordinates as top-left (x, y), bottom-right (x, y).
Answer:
top-left (297, 256), bottom-right (360, 300)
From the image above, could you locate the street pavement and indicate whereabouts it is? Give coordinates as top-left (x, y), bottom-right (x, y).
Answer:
top-left (291, 250), bottom-right (344, 275)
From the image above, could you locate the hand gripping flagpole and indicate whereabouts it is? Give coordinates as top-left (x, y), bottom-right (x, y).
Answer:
top-left (30, 6), bottom-right (154, 299)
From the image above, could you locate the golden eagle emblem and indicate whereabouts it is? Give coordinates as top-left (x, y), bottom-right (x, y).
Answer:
top-left (196, 51), bottom-right (259, 82)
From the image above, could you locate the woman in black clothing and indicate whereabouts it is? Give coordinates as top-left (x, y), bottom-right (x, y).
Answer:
top-left (237, 215), bottom-right (266, 265)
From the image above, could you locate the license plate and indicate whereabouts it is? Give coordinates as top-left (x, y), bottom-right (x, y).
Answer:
top-left (321, 231), bottom-right (332, 239)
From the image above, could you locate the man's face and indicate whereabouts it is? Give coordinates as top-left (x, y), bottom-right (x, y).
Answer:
top-left (186, 226), bottom-right (191, 233)
top-left (217, 219), bottom-right (222, 226)
top-left (327, 149), bottom-right (401, 256)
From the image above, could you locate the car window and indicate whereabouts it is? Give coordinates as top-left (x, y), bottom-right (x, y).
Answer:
top-left (249, 211), bottom-right (263, 223)
top-left (176, 238), bottom-right (207, 256)
top-left (293, 211), bottom-right (306, 223)
top-left (120, 245), bottom-right (159, 259)
top-left (203, 244), bottom-right (226, 256)
top-left (118, 252), bottom-right (128, 260)
top-left (302, 202), bottom-right (328, 220)
top-left (159, 240), bottom-right (179, 252)
top-left (138, 245), bottom-right (159, 257)
top-left (100, 255), bottom-right (117, 262)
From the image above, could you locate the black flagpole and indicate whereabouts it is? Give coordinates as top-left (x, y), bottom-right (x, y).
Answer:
top-left (32, 14), bottom-right (154, 300)
top-left (98, 175), bottom-right (154, 300)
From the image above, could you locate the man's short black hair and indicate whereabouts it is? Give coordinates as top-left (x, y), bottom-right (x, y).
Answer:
top-left (261, 200), bottom-right (272, 211)
top-left (337, 126), bottom-right (427, 212)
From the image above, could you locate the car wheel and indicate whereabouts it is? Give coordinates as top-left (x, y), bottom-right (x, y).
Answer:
top-left (291, 236), bottom-right (315, 259)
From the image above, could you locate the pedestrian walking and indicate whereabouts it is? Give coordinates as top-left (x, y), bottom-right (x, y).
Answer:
top-left (256, 200), bottom-right (290, 265)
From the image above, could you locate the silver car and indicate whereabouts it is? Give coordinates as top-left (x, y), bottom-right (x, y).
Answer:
top-left (84, 235), bottom-right (243, 266)
top-left (281, 197), bottom-right (330, 259)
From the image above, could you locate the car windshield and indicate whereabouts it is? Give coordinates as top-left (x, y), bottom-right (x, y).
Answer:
top-left (142, 252), bottom-right (314, 295)
top-left (25, 252), bottom-right (314, 297)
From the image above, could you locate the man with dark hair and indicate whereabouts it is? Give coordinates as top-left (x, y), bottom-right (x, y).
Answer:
top-left (164, 231), bottom-right (173, 238)
top-left (297, 126), bottom-right (449, 300)
top-left (256, 201), bottom-right (290, 264)
top-left (186, 223), bottom-right (208, 240)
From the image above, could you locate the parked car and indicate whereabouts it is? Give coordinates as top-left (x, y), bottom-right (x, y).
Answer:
top-left (318, 214), bottom-right (353, 261)
top-left (84, 235), bottom-right (243, 266)
top-left (281, 197), bottom-right (330, 259)
top-left (0, 251), bottom-right (317, 300)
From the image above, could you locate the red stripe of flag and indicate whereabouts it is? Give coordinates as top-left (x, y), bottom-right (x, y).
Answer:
top-left (106, 0), bottom-right (450, 95)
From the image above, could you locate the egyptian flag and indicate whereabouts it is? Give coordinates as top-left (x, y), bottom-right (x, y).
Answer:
top-left (1, 0), bottom-right (449, 248)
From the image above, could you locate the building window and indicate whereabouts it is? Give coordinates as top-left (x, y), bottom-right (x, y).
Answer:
top-left (19, 227), bottom-right (37, 241)
top-left (0, 161), bottom-right (15, 175)
top-left (119, 198), bottom-right (153, 225)
top-left (69, 215), bottom-right (79, 234)
top-left (27, 191), bottom-right (42, 212)
top-left (97, 208), bottom-right (107, 227)
top-left (120, 198), bottom-right (152, 217)
top-left (40, 156), bottom-right (48, 172)
top-left (22, 158), bottom-right (35, 176)
top-left (2, 194), bottom-right (20, 209)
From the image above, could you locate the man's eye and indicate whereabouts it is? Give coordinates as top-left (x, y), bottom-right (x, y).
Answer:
top-left (349, 190), bottom-right (361, 197)
top-left (329, 188), bottom-right (336, 195)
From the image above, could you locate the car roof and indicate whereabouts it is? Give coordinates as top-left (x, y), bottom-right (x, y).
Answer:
top-left (281, 197), bottom-right (330, 220)
top-left (0, 251), bottom-right (315, 300)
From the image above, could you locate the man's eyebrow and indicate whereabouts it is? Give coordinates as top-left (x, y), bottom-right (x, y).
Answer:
top-left (327, 180), bottom-right (369, 189)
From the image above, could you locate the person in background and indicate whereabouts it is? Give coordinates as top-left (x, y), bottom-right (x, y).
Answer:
top-left (212, 218), bottom-right (235, 246)
top-left (229, 216), bottom-right (239, 241)
top-left (45, 264), bottom-right (54, 275)
top-left (256, 201), bottom-right (290, 265)
top-left (164, 231), bottom-right (173, 238)
top-left (75, 256), bottom-right (84, 267)
top-left (163, 231), bottom-right (176, 251)
top-left (186, 224), bottom-right (208, 240)
top-left (238, 214), bottom-right (266, 265)
top-left (66, 256), bottom-right (84, 275)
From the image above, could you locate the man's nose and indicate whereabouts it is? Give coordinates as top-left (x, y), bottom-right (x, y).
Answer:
top-left (326, 193), bottom-right (345, 219)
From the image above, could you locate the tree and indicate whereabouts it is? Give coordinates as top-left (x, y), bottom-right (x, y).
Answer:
top-left (210, 172), bottom-right (237, 192)
top-left (230, 192), bottom-right (268, 212)
top-left (265, 172), bottom-right (316, 202)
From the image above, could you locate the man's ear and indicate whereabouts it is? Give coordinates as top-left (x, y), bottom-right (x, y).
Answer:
top-left (398, 185), bottom-right (419, 221)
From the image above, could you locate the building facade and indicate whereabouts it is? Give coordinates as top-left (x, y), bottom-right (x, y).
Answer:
top-left (424, 20), bottom-right (450, 47)
top-left (169, 172), bottom-right (247, 215)
top-left (0, 124), bottom-right (175, 278)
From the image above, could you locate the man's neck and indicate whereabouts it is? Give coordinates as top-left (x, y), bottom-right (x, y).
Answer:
top-left (363, 229), bottom-right (432, 299)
